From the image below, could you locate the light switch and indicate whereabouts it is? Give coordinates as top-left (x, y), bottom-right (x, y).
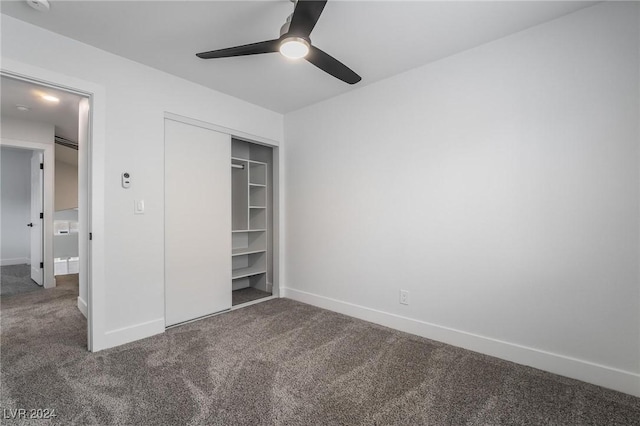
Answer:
top-left (134, 200), bottom-right (145, 215)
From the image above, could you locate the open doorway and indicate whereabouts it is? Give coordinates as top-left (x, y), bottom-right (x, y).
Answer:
top-left (0, 75), bottom-right (90, 348)
top-left (0, 146), bottom-right (44, 294)
top-left (52, 134), bottom-right (80, 302)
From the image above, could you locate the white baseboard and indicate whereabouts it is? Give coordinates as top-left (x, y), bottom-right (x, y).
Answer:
top-left (77, 297), bottom-right (87, 318)
top-left (282, 287), bottom-right (640, 397)
top-left (102, 318), bottom-right (165, 350)
top-left (1, 257), bottom-right (29, 266)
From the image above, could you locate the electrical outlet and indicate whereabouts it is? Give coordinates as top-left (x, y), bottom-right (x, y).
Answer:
top-left (400, 290), bottom-right (409, 305)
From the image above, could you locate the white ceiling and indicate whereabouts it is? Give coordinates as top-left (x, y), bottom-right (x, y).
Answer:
top-left (1, 76), bottom-right (83, 142)
top-left (1, 1), bottom-right (597, 113)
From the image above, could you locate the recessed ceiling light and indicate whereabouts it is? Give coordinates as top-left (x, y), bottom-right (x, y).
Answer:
top-left (26, 0), bottom-right (50, 12)
top-left (16, 104), bottom-right (31, 112)
top-left (41, 94), bottom-right (59, 103)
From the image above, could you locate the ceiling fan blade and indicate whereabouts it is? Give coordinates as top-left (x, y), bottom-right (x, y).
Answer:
top-left (196, 39), bottom-right (280, 59)
top-left (288, 0), bottom-right (327, 37)
top-left (306, 46), bottom-right (361, 85)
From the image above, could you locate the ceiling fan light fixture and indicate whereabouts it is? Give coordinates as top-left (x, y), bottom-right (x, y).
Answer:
top-left (279, 37), bottom-right (309, 60)
top-left (26, 0), bottom-right (50, 12)
top-left (196, 0), bottom-right (361, 84)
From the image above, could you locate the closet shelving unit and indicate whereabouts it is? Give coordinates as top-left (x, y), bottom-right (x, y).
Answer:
top-left (231, 153), bottom-right (270, 294)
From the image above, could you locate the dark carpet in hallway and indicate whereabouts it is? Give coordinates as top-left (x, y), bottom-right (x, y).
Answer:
top-left (1, 281), bottom-right (639, 425)
top-left (0, 264), bottom-right (42, 296)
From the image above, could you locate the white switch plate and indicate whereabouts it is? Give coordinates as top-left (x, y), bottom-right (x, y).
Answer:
top-left (400, 290), bottom-right (409, 305)
top-left (134, 199), bottom-right (145, 214)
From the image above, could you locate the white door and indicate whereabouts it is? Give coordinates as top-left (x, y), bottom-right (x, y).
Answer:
top-left (165, 119), bottom-right (232, 327)
top-left (30, 151), bottom-right (43, 286)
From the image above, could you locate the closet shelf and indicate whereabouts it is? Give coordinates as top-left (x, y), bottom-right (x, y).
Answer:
top-left (232, 266), bottom-right (266, 280)
top-left (249, 183), bottom-right (266, 188)
top-left (249, 206), bottom-right (266, 209)
top-left (232, 248), bottom-right (266, 257)
top-left (232, 229), bottom-right (266, 233)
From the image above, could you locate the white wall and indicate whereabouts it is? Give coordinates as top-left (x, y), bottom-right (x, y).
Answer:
top-left (54, 146), bottom-right (78, 211)
top-left (284, 2), bottom-right (640, 396)
top-left (77, 97), bottom-right (90, 319)
top-left (1, 116), bottom-right (56, 287)
top-left (1, 116), bottom-right (54, 144)
top-left (1, 15), bottom-right (283, 349)
top-left (0, 147), bottom-right (31, 265)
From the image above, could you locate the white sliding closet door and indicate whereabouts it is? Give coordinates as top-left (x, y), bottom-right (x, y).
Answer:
top-left (165, 119), bottom-right (231, 326)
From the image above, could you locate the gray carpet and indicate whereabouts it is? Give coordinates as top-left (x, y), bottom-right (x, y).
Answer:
top-left (0, 264), bottom-right (42, 296)
top-left (232, 287), bottom-right (271, 306)
top-left (1, 281), bottom-right (639, 425)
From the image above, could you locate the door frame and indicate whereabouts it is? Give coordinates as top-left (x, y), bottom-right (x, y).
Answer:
top-left (1, 60), bottom-right (106, 352)
top-left (0, 141), bottom-right (54, 288)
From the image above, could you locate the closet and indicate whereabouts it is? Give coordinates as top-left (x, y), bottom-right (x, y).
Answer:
top-left (231, 139), bottom-right (273, 306)
top-left (164, 119), bottom-right (275, 327)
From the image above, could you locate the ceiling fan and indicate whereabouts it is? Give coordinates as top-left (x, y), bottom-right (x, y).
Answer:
top-left (196, 0), bottom-right (361, 85)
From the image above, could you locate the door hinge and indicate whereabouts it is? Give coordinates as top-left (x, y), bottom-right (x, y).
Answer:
top-left (39, 262), bottom-right (44, 269)
top-left (40, 212), bottom-right (43, 219)
top-left (89, 232), bottom-right (93, 241)
top-left (40, 163), bottom-right (44, 170)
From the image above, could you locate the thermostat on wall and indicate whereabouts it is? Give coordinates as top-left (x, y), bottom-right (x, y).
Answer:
top-left (122, 172), bottom-right (131, 188)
